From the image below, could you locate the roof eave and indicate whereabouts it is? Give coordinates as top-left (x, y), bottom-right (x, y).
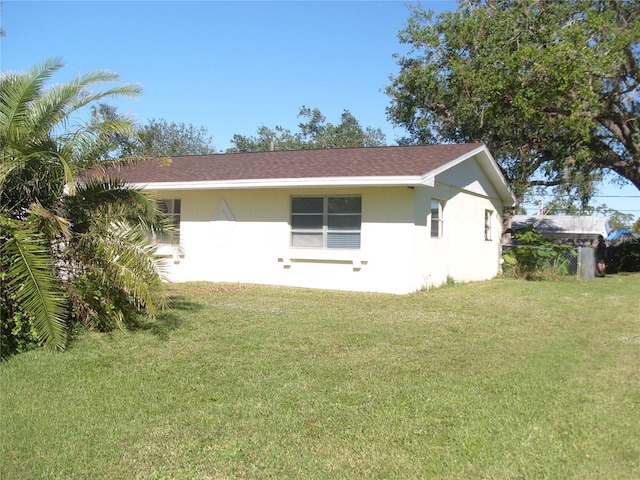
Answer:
top-left (129, 175), bottom-right (425, 191)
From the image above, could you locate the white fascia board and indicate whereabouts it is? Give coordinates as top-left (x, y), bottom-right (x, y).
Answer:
top-left (128, 176), bottom-right (424, 191)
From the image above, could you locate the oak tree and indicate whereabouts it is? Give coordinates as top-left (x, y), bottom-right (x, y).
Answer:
top-left (386, 0), bottom-right (640, 205)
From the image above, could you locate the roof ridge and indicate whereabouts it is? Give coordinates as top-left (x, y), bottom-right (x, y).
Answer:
top-left (167, 142), bottom-right (485, 160)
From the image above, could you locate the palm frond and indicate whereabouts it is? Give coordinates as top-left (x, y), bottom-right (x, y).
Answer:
top-left (45, 70), bottom-right (138, 112)
top-left (69, 178), bottom-right (166, 232)
top-left (3, 62), bottom-right (140, 157)
top-left (1, 218), bottom-right (67, 350)
top-left (76, 222), bottom-right (167, 318)
top-left (59, 117), bottom-right (136, 168)
top-left (28, 201), bottom-right (72, 241)
top-left (0, 155), bottom-right (22, 194)
top-left (0, 58), bottom-right (65, 145)
top-left (0, 149), bottom-right (71, 217)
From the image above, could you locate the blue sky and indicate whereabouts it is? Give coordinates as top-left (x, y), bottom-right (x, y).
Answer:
top-left (1, 0), bottom-right (638, 219)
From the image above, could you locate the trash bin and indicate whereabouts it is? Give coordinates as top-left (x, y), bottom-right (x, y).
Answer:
top-left (577, 246), bottom-right (595, 280)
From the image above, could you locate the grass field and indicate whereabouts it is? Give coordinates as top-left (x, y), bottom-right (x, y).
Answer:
top-left (1, 275), bottom-right (639, 479)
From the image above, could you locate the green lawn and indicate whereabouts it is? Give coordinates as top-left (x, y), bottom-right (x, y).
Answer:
top-left (2, 275), bottom-right (639, 479)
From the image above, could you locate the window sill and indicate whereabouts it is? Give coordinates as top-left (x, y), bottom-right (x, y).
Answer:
top-left (278, 249), bottom-right (367, 271)
top-left (155, 244), bottom-right (184, 263)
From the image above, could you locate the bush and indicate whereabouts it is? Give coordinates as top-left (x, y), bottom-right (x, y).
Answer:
top-left (503, 226), bottom-right (576, 280)
top-left (606, 238), bottom-right (640, 273)
top-left (69, 274), bottom-right (142, 332)
top-left (0, 271), bottom-right (41, 359)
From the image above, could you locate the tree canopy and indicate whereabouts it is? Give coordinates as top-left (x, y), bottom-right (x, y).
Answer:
top-left (226, 106), bottom-right (386, 153)
top-left (89, 108), bottom-right (217, 158)
top-left (386, 0), bottom-right (640, 204)
top-left (89, 105), bottom-right (384, 157)
top-left (134, 118), bottom-right (216, 157)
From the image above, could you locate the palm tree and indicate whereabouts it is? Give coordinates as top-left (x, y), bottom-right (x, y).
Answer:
top-left (1, 58), bottom-right (168, 354)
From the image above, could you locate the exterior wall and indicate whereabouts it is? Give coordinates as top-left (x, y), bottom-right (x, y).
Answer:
top-left (151, 159), bottom-right (505, 294)
top-left (154, 187), bottom-right (421, 294)
top-left (412, 157), bottom-right (505, 289)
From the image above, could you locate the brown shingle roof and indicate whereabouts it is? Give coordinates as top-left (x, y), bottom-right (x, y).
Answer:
top-left (100, 144), bottom-right (485, 184)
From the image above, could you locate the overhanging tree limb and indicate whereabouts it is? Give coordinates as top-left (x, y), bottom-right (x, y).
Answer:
top-left (387, 0), bottom-right (640, 203)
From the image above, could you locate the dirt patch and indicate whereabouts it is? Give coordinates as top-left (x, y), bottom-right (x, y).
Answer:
top-left (192, 284), bottom-right (251, 294)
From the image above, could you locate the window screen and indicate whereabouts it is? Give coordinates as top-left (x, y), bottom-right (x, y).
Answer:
top-left (291, 196), bottom-right (361, 249)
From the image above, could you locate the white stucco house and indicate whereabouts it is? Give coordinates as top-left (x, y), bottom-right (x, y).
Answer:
top-left (104, 143), bottom-right (516, 294)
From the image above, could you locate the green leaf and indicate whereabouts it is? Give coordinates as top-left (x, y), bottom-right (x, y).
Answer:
top-left (2, 220), bottom-right (67, 350)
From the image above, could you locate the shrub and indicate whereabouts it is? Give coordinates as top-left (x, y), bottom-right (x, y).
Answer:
top-left (606, 238), bottom-right (640, 273)
top-left (503, 226), bottom-right (576, 280)
top-left (0, 271), bottom-right (41, 359)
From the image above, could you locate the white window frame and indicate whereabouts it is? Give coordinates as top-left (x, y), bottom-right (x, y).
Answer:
top-left (156, 198), bottom-right (181, 244)
top-left (484, 209), bottom-right (493, 241)
top-left (290, 196), bottom-right (361, 250)
top-left (430, 199), bottom-right (444, 238)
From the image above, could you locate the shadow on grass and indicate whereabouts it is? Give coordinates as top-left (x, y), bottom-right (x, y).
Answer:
top-left (128, 294), bottom-right (204, 340)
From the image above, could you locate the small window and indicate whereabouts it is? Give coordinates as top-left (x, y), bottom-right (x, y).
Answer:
top-left (291, 196), bottom-right (361, 249)
top-left (485, 209), bottom-right (493, 241)
top-left (431, 199), bottom-right (444, 238)
top-left (157, 199), bottom-right (181, 243)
